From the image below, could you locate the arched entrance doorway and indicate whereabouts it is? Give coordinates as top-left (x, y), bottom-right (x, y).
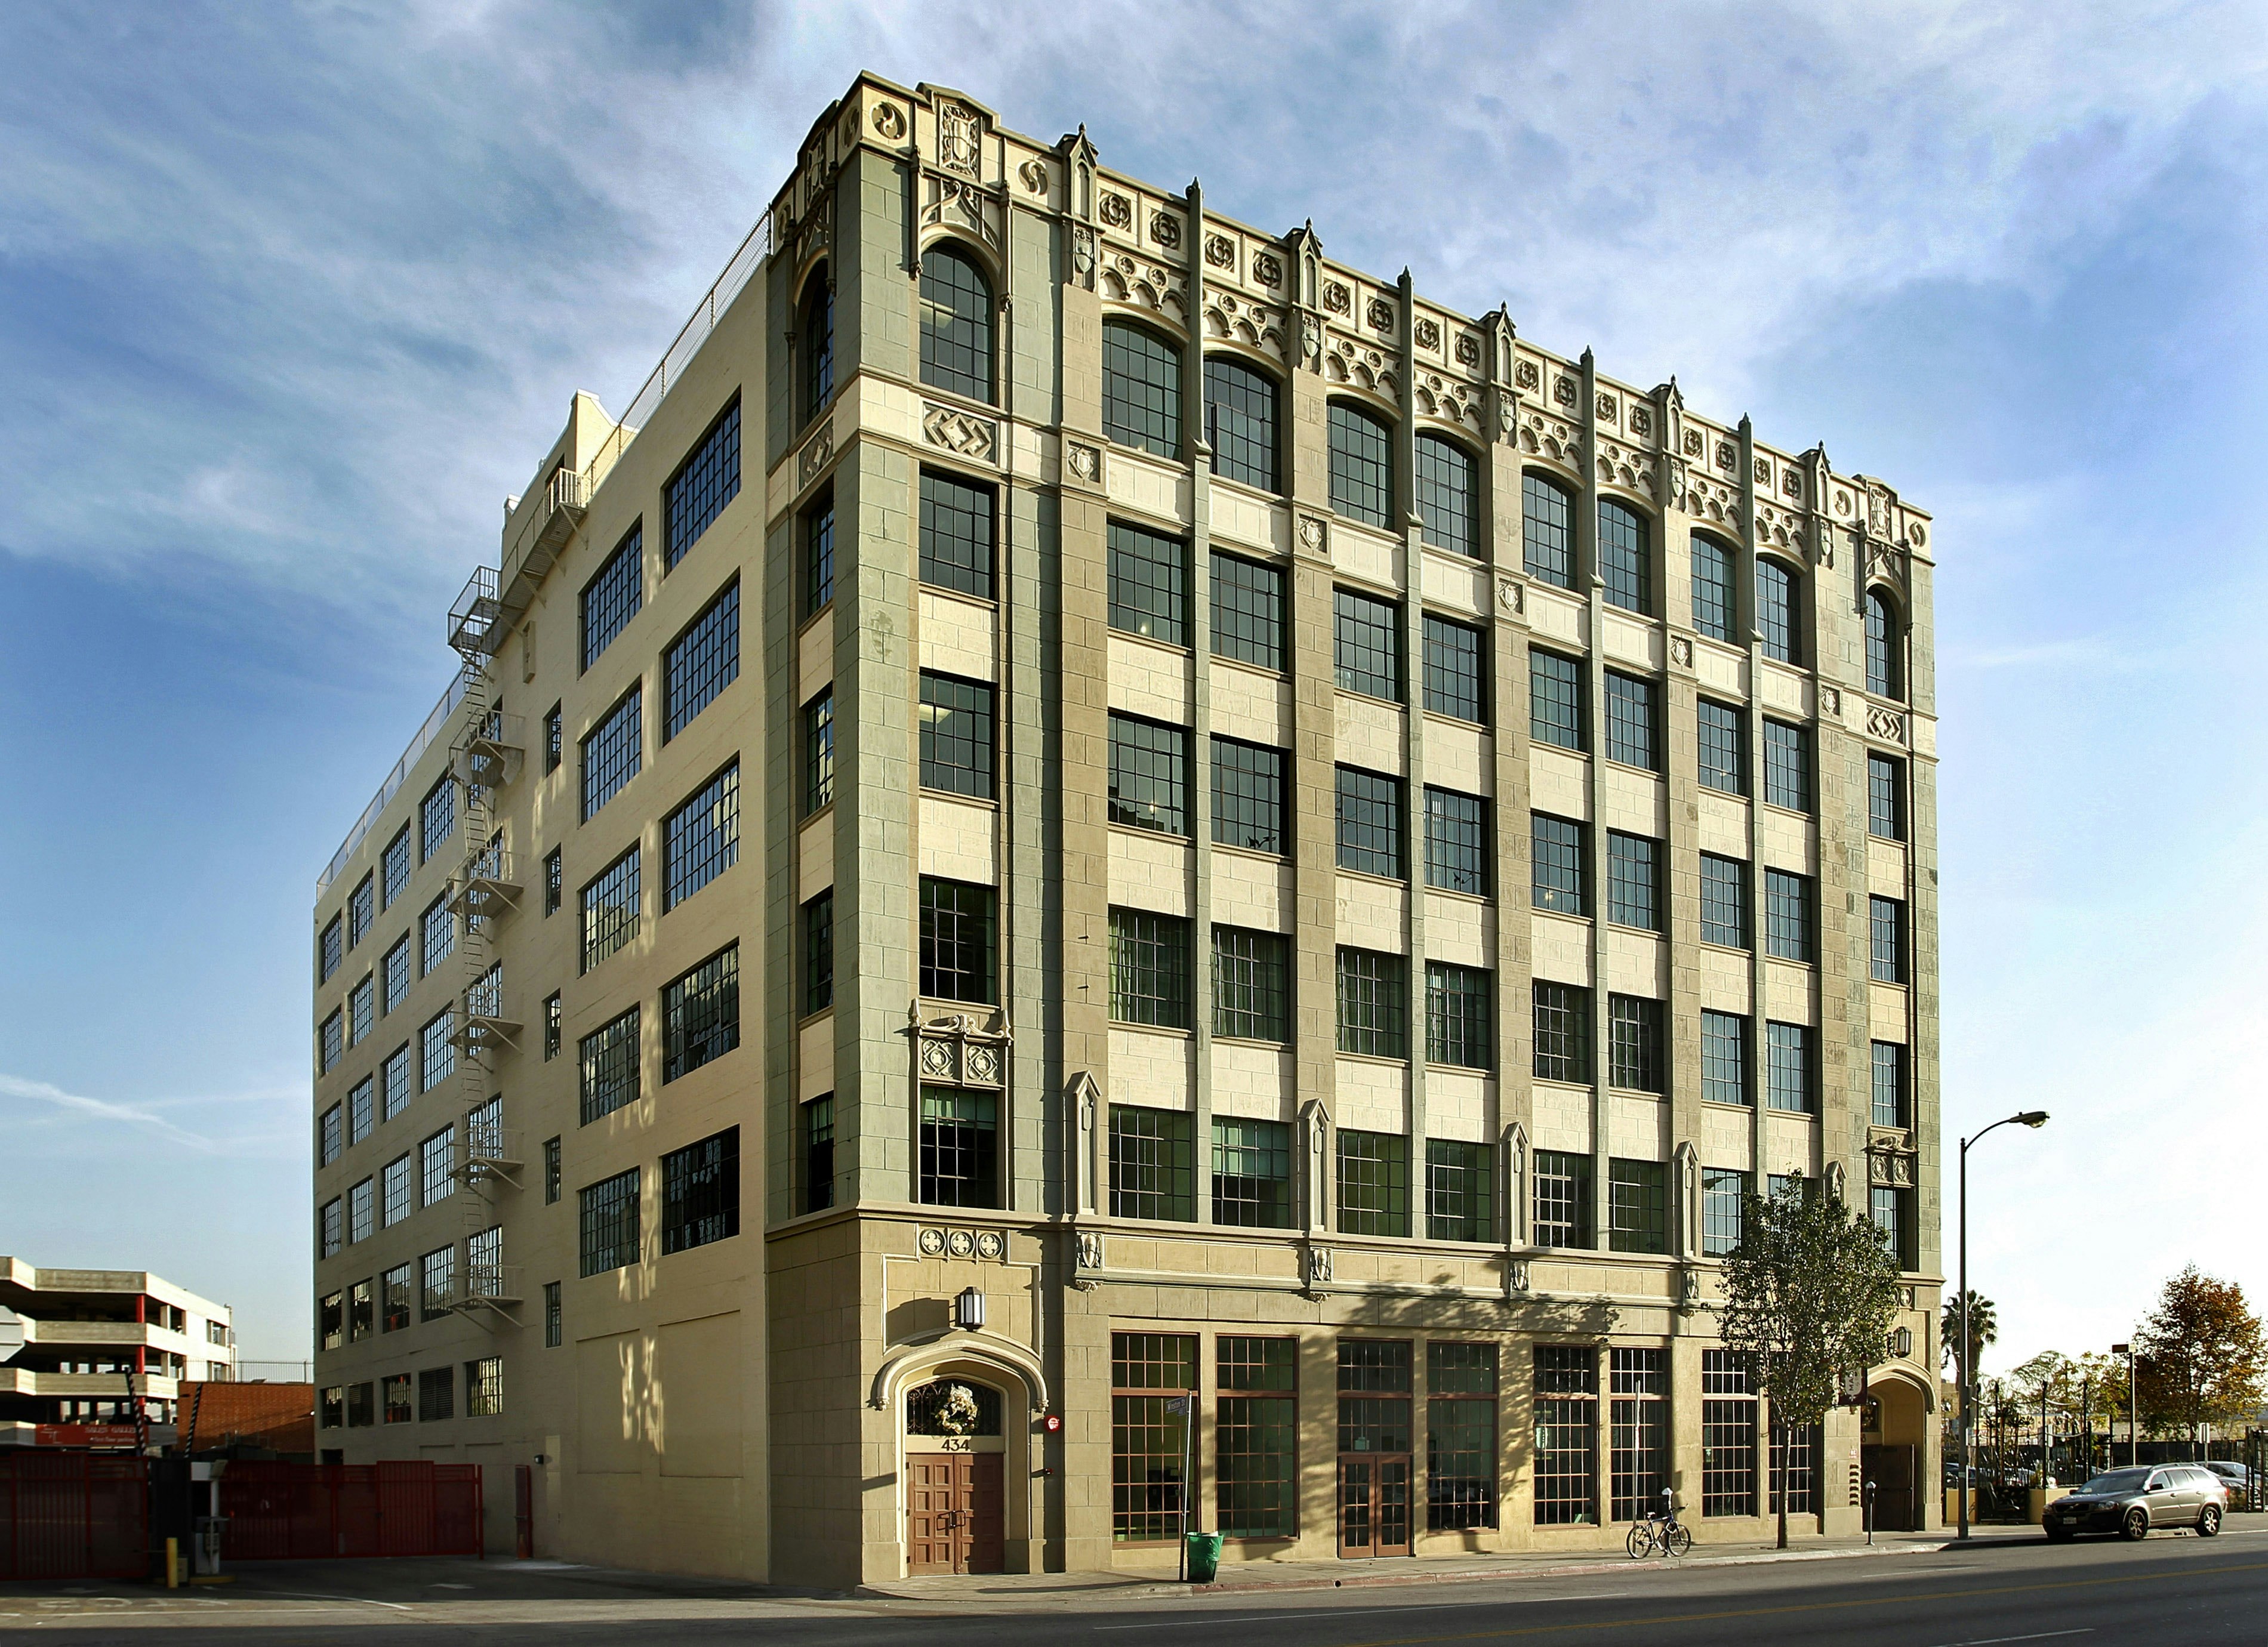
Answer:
top-left (1862, 1375), bottom-right (1931, 1532)
top-left (902, 1375), bottom-right (1008, 1575)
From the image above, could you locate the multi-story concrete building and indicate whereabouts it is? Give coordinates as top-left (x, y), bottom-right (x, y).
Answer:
top-left (307, 72), bottom-right (1942, 1585)
top-left (0, 1257), bottom-right (235, 1445)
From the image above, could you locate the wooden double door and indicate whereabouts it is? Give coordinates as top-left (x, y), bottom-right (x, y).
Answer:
top-left (1338, 1454), bottom-right (1412, 1558)
top-left (906, 1451), bottom-right (1005, 1575)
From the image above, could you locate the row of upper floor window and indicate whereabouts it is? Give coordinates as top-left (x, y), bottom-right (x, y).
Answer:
top-left (793, 245), bottom-right (1909, 693)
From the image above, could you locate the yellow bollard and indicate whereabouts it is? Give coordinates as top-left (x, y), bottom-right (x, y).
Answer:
top-left (165, 1537), bottom-right (178, 1588)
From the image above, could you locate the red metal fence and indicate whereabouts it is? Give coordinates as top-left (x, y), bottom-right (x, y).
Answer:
top-left (0, 1452), bottom-right (148, 1580)
top-left (220, 1461), bottom-right (483, 1559)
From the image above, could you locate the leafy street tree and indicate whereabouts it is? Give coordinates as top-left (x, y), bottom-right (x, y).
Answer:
top-left (1943, 1289), bottom-right (1998, 1427)
top-left (1719, 1176), bottom-right (1904, 1549)
top-left (2134, 1266), bottom-right (2267, 1455)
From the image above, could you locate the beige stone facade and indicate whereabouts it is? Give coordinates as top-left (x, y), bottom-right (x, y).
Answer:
top-left (307, 73), bottom-right (1943, 1587)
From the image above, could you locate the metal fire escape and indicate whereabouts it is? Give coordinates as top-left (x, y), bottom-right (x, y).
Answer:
top-left (445, 568), bottom-right (525, 1326)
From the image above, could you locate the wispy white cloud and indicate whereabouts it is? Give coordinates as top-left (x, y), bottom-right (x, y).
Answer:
top-left (0, 1071), bottom-right (300, 1156)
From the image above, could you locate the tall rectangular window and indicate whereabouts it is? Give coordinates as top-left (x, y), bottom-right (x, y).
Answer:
top-left (1871, 896), bottom-right (1908, 983)
top-left (347, 875), bottom-right (374, 950)
top-left (1104, 321), bottom-right (1182, 458)
top-left (919, 672), bottom-right (995, 798)
top-left (1336, 1130), bottom-right (1409, 1236)
top-left (1335, 947), bottom-right (1407, 1060)
top-left (1108, 712), bottom-right (1189, 836)
top-left (803, 891), bottom-right (833, 1015)
top-left (1604, 671), bottom-right (1659, 771)
top-left (383, 934), bottom-right (411, 1012)
top-left (1205, 357), bottom-right (1280, 493)
top-left (544, 1281), bottom-right (562, 1348)
top-left (1599, 501), bottom-right (1650, 615)
top-left (318, 1104), bottom-right (342, 1165)
top-left (1217, 1337), bottom-right (1297, 1538)
top-left (661, 1127), bottom-right (739, 1254)
top-left (1871, 1186), bottom-right (1911, 1269)
top-left (1108, 1106), bottom-right (1195, 1222)
top-left (802, 689), bottom-right (834, 816)
top-left (1765, 1021), bottom-right (1813, 1114)
top-left (662, 580), bottom-right (739, 739)
top-left (919, 877), bottom-right (996, 1003)
top-left (1700, 853), bottom-right (1749, 948)
top-left (1415, 436), bottom-right (1477, 556)
top-left (543, 1137), bottom-right (560, 1203)
top-left (1523, 474), bottom-right (1574, 588)
top-left (1112, 1333), bottom-right (1196, 1542)
top-left (1702, 1170), bottom-right (1750, 1258)
top-left (579, 1168), bottom-right (640, 1276)
top-left (1110, 909), bottom-right (1192, 1028)
top-left (662, 945), bottom-right (739, 1082)
top-left (418, 1009), bottom-right (454, 1091)
top-left (1211, 736), bottom-right (1285, 854)
top-left (580, 525), bottom-right (643, 671)
top-left (381, 1261), bottom-right (412, 1330)
top-left (663, 397), bottom-right (740, 569)
top-left (381, 825), bottom-right (411, 908)
top-left (1534, 1346), bottom-right (1597, 1524)
top-left (919, 469), bottom-right (994, 600)
top-left (544, 847), bottom-right (562, 915)
top-left (465, 1356), bottom-right (504, 1417)
top-left (578, 1006), bottom-right (640, 1124)
top-left (804, 489), bottom-right (835, 615)
top-left (1690, 535), bottom-right (1736, 641)
top-left (543, 704), bottom-right (562, 774)
top-left (1762, 718), bottom-right (1810, 813)
top-left (419, 1247), bottom-right (454, 1319)
top-left (1531, 813), bottom-right (1587, 915)
top-left (1533, 1149), bottom-right (1594, 1248)
top-left (1424, 1139), bottom-right (1492, 1242)
top-left (581, 687), bottom-right (642, 821)
top-left (802, 1094), bottom-right (834, 1213)
top-left (1423, 787), bottom-right (1488, 896)
top-left (419, 1124), bottom-right (455, 1206)
top-left (1333, 588), bottom-right (1401, 701)
top-left (1212, 1118), bottom-right (1292, 1228)
top-left (1421, 614), bottom-right (1485, 723)
top-left (1608, 994), bottom-right (1664, 1093)
top-left (580, 847), bottom-right (640, 972)
top-left (347, 1078), bottom-right (373, 1146)
top-left (544, 993), bottom-right (561, 1060)
top-left (1335, 766), bottom-right (1404, 880)
top-left (319, 1011), bottom-right (343, 1075)
top-left (1701, 1350), bottom-right (1757, 1516)
top-left (1869, 752), bottom-right (1906, 841)
top-left (919, 1087), bottom-right (999, 1207)
top-left (1702, 1010), bottom-right (1751, 1106)
top-left (348, 976), bottom-right (373, 1047)
top-left (1872, 1041), bottom-right (1909, 1128)
top-left (1428, 1342), bottom-right (1497, 1531)
top-left (1532, 982), bottom-right (1591, 1082)
top-left (1608, 1159), bottom-right (1667, 1254)
top-left (381, 1046), bottom-right (411, 1122)
top-left (1764, 869), bottom-right (1812, 963)
top-left (1609, 1349), bottom-right (1668, 1521)
top-left (1697, 699), bottom-right (1746, 795)
top-left (318, 1201), bottom-right (341, 1259)
top-left (421, 1365), bottom-right (454, 1421)
top-left (419, 895), bottom-right (453, 976)
top-left (1530, 650), bottom-right (1586, 752)
top-left (1107, 520), bottom-right (1186, 646)
top-left (1327, 403), bottom-right (1394, 528)
top-left (1606, 831), bottom-right (1660, 932)
top-left (1210, 551), bottom-right (1283, 671)
top-left (1212, 926), bottom-right (1288, 1042)
top-left (420, 774), bottom-right (455, 864)
top-left (1425, 963), bottom-right (1492, 1071)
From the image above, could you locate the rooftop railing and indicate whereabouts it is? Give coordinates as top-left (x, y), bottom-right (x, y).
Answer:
top-left (315, 675), bottom-right (466, 896)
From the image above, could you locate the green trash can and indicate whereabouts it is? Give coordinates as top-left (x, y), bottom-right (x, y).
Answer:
top-left (1184, 1531), bottom-right (1223, 1583)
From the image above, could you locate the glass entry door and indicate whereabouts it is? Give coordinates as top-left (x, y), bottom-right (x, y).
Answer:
top-left (1338, 1455), bottom-right (1412, 1557)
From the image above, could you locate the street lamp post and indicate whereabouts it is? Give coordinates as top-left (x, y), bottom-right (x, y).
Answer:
top-left (1958, 1110), bottom-right (2050, 1541)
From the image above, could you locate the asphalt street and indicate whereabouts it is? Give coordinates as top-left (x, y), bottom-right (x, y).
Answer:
top-left (4, 1528), bottom-right (2266, 1642)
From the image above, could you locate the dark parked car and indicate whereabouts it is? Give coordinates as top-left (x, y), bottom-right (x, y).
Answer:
top-left (2202, 1461), bottom-right (2252, 1502)
top-left (2044, 1466), bottom-right (2228, 1541)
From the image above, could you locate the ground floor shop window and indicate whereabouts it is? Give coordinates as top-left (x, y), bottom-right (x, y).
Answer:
top-left (1427, 1342), bottom-right (1496, 1530)
top-left (1701, 1350), bottom-right (1757, 1516)
top-left (1534, 1345), bottom-right (1597, 1525)
top-left (1216, 1336), bottom-right (1296, 1537)
top-left (1610, 1349), bottom-right (1668, 1521)
top-left (1113, 1333), bottom-right (1195, 1541)
top-left (1780, 1421), bottom-right (1819, 1515)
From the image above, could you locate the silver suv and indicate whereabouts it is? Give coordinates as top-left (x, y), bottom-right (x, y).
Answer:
top-left (2043, 1466), bottom-right (2229, 1541)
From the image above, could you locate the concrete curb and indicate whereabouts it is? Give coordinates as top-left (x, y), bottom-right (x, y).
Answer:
top-left (855, 1533), bottom-right (2049, 1603)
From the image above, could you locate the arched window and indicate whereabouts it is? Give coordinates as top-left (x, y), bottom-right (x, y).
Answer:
top-left (1756, 559), bottom-right (1799, 665)
top-left (919, 244), bottom-right (994, 404)
top-left (905, 1377), bottom-right (1004, 1436)
top-left (1103, 320), bottom-right (1181, 460)
top-left (1204, 354), bottom-right (1278, 492)
top-left (800, 269), bottom-right (833, 424)
top-left (1415, 434), bottom-right (1478, 559)
top-left (1690, 535), bottom-right (1735, 643)
top-left (1866, 590), bottom-right (1902, 700)
top-left (1598, 499), bottom-right (1650, 615)
top-left (1522, 473), bottom-right (1574, 590)
top-left (1328, 402), bottom-right (1394, 529)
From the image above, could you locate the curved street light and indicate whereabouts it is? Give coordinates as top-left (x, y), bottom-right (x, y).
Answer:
top-left (1958, 1110), bottom-right (2048, 1541)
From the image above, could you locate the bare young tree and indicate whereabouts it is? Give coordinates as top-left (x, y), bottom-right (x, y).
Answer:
top-left (2134, 1267), bottom-right (2267, 1457)
top-left (1718, 1176), bottom-right (1903, 1549)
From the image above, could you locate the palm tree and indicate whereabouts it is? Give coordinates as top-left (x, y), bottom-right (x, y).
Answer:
top-left (1944, 1290), bottom-right (1998, 1408)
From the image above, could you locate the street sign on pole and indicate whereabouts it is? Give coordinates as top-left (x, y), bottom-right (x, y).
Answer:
top-left (0, 1306), bottom-right (23, 1365)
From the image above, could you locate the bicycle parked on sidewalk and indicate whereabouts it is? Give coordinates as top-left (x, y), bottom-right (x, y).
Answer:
top-left (1626, 1488), bottom-right (1693, 1558)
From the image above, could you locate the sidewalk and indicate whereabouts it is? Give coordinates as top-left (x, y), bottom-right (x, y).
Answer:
top-left (858, 1525), bottom-right (2053, 1602)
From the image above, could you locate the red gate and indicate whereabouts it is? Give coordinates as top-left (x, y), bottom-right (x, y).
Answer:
top-left (0, 1452), bottom-right (148, 1580)
top-left (220, 1461), bottom-right (482, 1559)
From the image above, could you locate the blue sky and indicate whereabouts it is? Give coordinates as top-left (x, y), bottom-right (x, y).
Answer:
top-left (2, 2), bottom-right (2263, 1376)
